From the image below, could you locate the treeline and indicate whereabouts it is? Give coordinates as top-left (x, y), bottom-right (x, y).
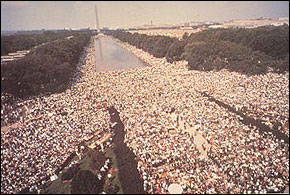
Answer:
top-left (185, 25), bottom-right (289, 60)
top-left (106, 25), bottom-right (289, 74)
top-left (1, 31), bottom-right (75, 55)
top-left (1, 33), bottom-right (92, 97)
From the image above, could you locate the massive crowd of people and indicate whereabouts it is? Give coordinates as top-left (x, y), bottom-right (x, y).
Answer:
top-left (1, 35), bottom-right (289, 194)
top-left (1, 95), bottom-right (26, 127)
top-left (1, 43), bottom-right (111, 194)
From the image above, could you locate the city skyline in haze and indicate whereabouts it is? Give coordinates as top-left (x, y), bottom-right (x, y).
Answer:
top-left (1, 1), bottom-right (289, 31)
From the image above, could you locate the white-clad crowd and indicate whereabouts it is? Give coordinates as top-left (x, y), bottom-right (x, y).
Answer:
top-left (1, 36), bottom-right (289, 194)
top-left (1, 44), bottom-right (111, 194)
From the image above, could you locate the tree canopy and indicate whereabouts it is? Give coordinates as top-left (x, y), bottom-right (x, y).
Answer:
top-left (1, 33), bottom-right (92, 97)
top-left (106, 25), bottom-right (289, 75)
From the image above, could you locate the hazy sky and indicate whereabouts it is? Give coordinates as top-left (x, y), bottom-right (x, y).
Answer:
top-left (1, 1), bottom-right (289, 31)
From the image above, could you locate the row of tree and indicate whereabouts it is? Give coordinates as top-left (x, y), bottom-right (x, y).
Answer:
top-left (1, 31), bottom-right (78, 55)
top-left (106, 25), bottom-right (289, 74)
top-left (185, 24), bottom-right (289, 60)
top-left (1, 33), bottom-right (92, 97)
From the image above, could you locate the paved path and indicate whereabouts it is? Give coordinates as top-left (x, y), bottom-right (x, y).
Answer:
top-left (169, 112), bottom-right (211, 157)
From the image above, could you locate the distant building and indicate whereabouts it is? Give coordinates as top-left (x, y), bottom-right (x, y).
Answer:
top-left (80, 27), bottom-right (91, 31)
top-left (278, 17), bottom-right (289, 20)
top-left (209, 25), bottom-right (224, 29)
top-left (101, 27), bottom-right (110, 32)
top-left (128, 27), bottom-right (138, 31)
top-left (179, 26), bottom-right (193, 30)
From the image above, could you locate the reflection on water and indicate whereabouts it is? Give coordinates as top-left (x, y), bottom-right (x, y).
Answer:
top-left (95, 36), bottom-right (145, 71)
top-left (98, 37), bottom-right (103, 64)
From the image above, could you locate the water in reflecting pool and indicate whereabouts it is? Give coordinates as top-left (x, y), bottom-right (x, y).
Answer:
top-left (95, 36), bottom-right (146, 71)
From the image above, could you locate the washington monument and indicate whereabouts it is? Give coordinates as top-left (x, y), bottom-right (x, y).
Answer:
top-left (94, 4), bottom-right (103, 69)
top-left (95, 4), bottom-right (100, 32)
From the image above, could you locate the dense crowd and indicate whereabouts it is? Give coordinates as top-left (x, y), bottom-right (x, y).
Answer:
top-left (113, 36), bottom-right (289, 136)
top-left (1, 43), bottom-right (111, 194)
top-left (102, 36), bottom-right (289, 193)
top-left (1, 35), bottom-right (289, 194)
top-left (193, 71), bottom-right (289, 136)
top-left (1, 95), bottom-right (26, 127)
